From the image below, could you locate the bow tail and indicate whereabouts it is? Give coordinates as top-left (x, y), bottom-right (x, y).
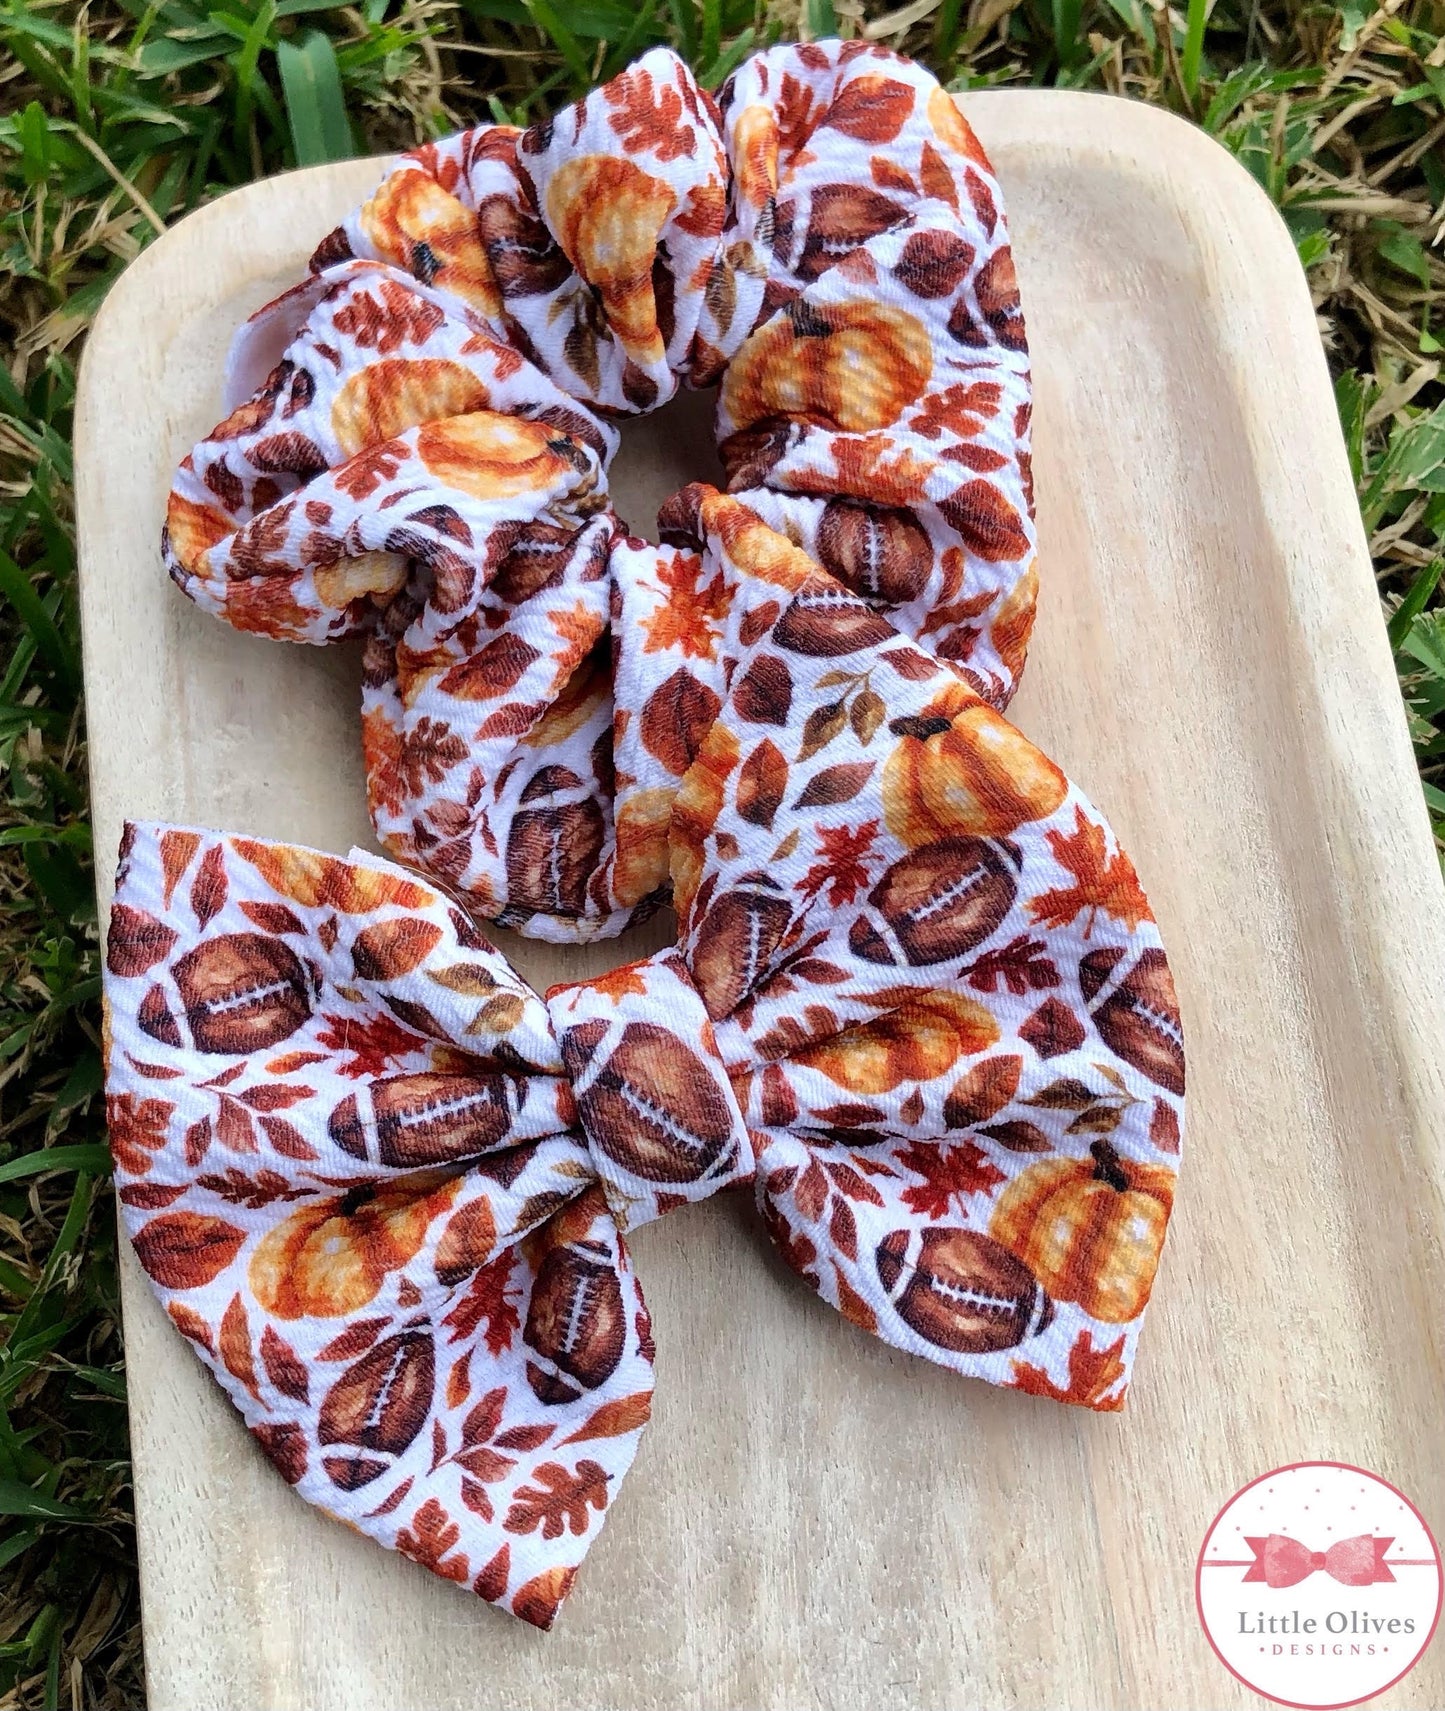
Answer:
top-left (104, 823), bottom-right (654, 1626)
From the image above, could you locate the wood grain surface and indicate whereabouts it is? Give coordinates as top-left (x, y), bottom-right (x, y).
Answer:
top-left (74, 89), bottom-right (1445, 1710)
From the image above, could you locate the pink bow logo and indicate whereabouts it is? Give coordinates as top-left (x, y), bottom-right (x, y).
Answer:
top-left (1243, 1534), bottom-right (1397, 1589)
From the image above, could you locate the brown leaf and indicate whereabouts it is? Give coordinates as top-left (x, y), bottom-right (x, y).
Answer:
top-left (132, 1213), bottom-right (245, 1289)
top-left (798, 701), bottom-right (846, 761)
top-left (557, 1390), bottom-right (652, 1446)
top-left (828, 1196), bottom-right (858, 1261)
top-left (428, 962), bottom-right (500, 996)
top-left (737, 739), bottom-right (788, 829)
top-left (943, 1054), bottom-right (1022, 1128)
top-left (823, 74), bottom-right (914, 143)
top-left (978, 1119), bottom-right (1053, 1153)
top-left (733, 653), bottom-right (793, 725)
top-left (794, 761), bottom-right (874, 808)
top-left (183, 1116), bottom-right (212, 1168)
top-left (641, 668), bottom-right (721, 777)
top-left (849, 688), bottom-right (885, 745)
top-left (240, 900), bottom-right (308, 935)
top-left (494, 1422), bottom-right (554, 1452)
top-left (352, 918), bottom-right (443, 981)
top-left (219, 1293), bottom-right (259, 1397)
top-left (834, 1268), bottom-right (878, 1333)
top-left (1022, 1076), bottom-right (1097, 1110)
top-left (216, 1095), bottom-right (258, 1154)
top-left (261, 1325), bottom-right (310, 1402)
top-left (1066, 1103), bottom-right (1124, 1136)
top-left (119, 1181), bottom-right (186, 1209)
top-left (437, 633), bottom-right (540, 701)
top-left (191, 844), bottom-right (228, 927)
top-left (237, 1084), bottom-right (314, 1111)
top-left (159, 830), bottom-right (201, 906)
top-left (1149, 1099), bottom-right (1181, 1154)
top-left (167, 1300), bottom-right (215, 1351)
top-left (318, 1318), bottom-right (388, 1361)
top-left (473, 1544), bottom-right (511, 1604)
top-left (794, 1159), bottom-right (828, 1222)
top-left (260, 1116), bottom-right (319, 1160)
top-left (106, 905), bottom-right (177, 977)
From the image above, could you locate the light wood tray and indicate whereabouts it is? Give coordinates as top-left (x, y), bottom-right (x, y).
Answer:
top-left (75, 90), bottom-right (1445, 1709)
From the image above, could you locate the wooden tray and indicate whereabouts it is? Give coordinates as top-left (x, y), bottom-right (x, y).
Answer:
top-left (75, 89), bottom-right (1445, 1709)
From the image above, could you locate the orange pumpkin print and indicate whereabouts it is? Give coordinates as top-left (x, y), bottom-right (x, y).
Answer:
top-left (612, 785), bottom-right (677, 908)
top-left (991, 559), bottom-right (1038, 686)
top-left (545, 155), bottom-right (677, 361)
top-left (313, 551), bottom-right (409, 613)
top-left (882, 679), bottom-right (1066, 846)
top-left (723, 299), bottom-right (932, 435)
top-left (790, 990), bottom-right (999, 1095)
top-left (331, 359), bottom-right (490, 457)
top-left (926, 85), bottom-right (991, 168)
top-left (669, 721), bottom-right (739, 922)
top-left (166, 491), bottom-right (232, 575)
top-left (359, 170), bottom-right (501, 316)
top-left (249, 1176), bottom-right (459, 1319)
top-left (732, 104), bottom-right (779, 207)
top-left (416, 413), bottom-right (583, 502)
top-left (990, 1142), bottom-right (1176, 1323)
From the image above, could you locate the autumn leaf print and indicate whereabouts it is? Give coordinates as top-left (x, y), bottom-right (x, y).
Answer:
top-left (1027, 807), bottom-right (1153, 934)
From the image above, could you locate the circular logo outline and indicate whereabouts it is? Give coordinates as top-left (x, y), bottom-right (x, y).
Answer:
top-left (1195, 1460), bottom-right (1443, 1710)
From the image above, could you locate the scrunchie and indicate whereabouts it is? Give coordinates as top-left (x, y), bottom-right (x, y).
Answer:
top-left (163, 40), bottom-right (1036, 941)
top-left (106, 490), bottom-right (1183, 1628)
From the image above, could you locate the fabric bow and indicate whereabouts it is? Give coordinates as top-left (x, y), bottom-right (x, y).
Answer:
top-left (1243, 1536), bottom-right (1397, 1589)
top-left (106, 501), bottom-right (1184, 1628)
top-left (162, 40), bottom-right (1037, 941)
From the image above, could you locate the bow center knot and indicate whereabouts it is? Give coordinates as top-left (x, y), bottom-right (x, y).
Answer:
top-left (546, 951), bottom-right (756, 1231)
top-left (1309, 1551), bottom-right (1328, 1571)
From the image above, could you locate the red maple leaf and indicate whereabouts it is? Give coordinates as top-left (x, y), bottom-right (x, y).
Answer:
top-left (442, 1250), bottom-right (522, 1355)
top-left (1009, 1329), bottom-right (1128, 1412)
top-left (1027, 806), bottom-right (1153, 935)
top-left (313, 1011), bottom-right (429, 1079)
top-left (799, 819), bottom-right (879, 907)
top-left (897, 1139), bottom-right (1006, 1218)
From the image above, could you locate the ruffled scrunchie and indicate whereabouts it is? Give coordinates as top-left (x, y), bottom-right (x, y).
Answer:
top-left (163, 40), bottom-right (1036, 941)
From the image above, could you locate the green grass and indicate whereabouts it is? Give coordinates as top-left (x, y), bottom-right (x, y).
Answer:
top-left (0, 0), bottom-right (1442, 1700)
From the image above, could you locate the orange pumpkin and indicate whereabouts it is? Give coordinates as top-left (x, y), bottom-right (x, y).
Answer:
top-left (613, 786), bottom-right (678, 908)
top-left (166, 491), bottom-right (233, 576)
top-left (250, 1176), bottom-right (460, 1319)
top-left (881, 678), bottom-right (1066, 846)
top-left (416, 412), bottom-right (582, 503)
top-left (331, 359), bottom-right (490, 457)
top-left (723, 299), bottom-right (931, 436)
top-left (545, 155), bottom-right (677, 361)
top-left (732, 104), bottom-right (779, 208)
top-left (990, 558), bottom-right (1038, 684)
top-left (789, 990), bottom-right (998, 1095)
top-left (990, 1140), bottom-right (1175, 1323)
top-left (669, 722), bottom-right (739, 922)
top-left (359, 170), bottom-right (502, 317)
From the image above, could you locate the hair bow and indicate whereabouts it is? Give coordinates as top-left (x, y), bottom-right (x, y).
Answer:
top-left (162, 40), bottom-right (1036, 941)
top-left (106, 495), bottom-right (1184, 1628)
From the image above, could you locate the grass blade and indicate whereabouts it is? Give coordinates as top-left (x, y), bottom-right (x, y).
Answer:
top-left (276, 29), bottom-right (354, 165)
